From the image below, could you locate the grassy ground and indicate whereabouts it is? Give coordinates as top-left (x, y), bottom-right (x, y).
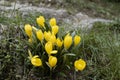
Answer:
top-left (0, 0), bottom-right (120, 80)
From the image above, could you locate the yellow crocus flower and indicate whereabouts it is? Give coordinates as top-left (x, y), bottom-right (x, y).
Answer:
top-left (74, 35), bottom-right (81, 46)
top-left (31, 55), bottom-right (42, 67)
top-left (56, 38), bottom-right (63, 47)
top-left (44, 31), bottom-right (51, 41)
top-left (74, 59), bottom-right (86, 71)
top-left (28, 50), bottom-right (42, 67)
top-left (49, 34), bottom-right (56, 44)
top-left (52, 25), bottom-right (59, 35)
top-left (64, 33), bottom-right (72, 49)
top-left (24, 24), bottom-right (32, 37)
top-left (36, 30), bottom-right (44, 42)
top-left (45, 41), bottom-right (58, 55)
top-left (48, 56), bottom-right (57, 67)
top-left (45, 41), bottom-right (53, 55)
top-left (49, 18), bottom-right (56, 27)
top-left (36, 16), bottom-right (45, 28)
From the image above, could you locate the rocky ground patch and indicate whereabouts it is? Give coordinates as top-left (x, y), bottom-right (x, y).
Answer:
top-left (0, 0), bottom-right (112, 29)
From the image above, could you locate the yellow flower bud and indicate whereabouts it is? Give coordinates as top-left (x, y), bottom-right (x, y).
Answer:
top-left (74, 35), bottom-right (81, 46)
top-left (52, 25), bottom-right (59, 35)
top-left (49, 18), bottom-right (56, 27)
top-left (64, 34), bottom-right (72, 49)
top-left (74, 59), bottom-right (86, 71)
top-left (44, 31), bottom-right (51, 41)
top-left (28, 50), bottom-right (33, 60)
top-left (36, 16), bottom-right (45, 27)
top-left (24, 24), bottom-right (32, 37)
top-left (31, 55), bottom-right (42, 67)
top-left (48, 56), bottom-right (57, 67)
top-left (28, 38), bottom-right (32, 43)
top-left (49, 34), bottom-right (56, 44)
top-left (45, 41), bottom-right (53, 55)
top-left (36, 30), bottom-right (44, 41)
top-left (56, 38), bottom-right (63, 47)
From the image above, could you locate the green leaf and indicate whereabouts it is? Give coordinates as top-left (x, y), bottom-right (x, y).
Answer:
top-left (58, 72), bottom-right (67, 77)
top-left (71, 31), bottom-right (76, 37)
top-left (66, 65), bottom-right (71, 69)
top-left (46, 62), bottom-right (51, 69)
top-left (64, 53), bottom-right (76, 56)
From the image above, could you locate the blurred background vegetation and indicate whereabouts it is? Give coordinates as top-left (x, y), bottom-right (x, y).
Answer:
top-left (0, 0), bottom-right (120, 80)
top-left (65, 0), bottom-right (120, 18)
top-left (6, 0), bottom-right (120, 19)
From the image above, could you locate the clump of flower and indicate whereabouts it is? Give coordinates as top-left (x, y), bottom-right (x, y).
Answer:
top-left (24, 16), bottom-right (86, 79)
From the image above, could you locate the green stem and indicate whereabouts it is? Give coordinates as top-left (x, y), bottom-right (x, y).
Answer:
top-left (74, 71), bottom-right (77, 80)
top-left (50, 67), bottom-right (52, 80)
